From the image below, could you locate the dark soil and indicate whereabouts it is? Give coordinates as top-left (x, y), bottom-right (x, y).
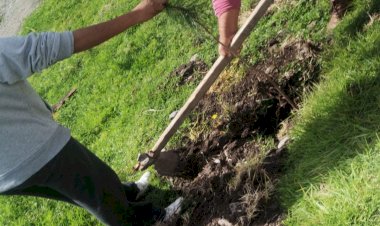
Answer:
top-left (160, 39), bottom-right (321, 226)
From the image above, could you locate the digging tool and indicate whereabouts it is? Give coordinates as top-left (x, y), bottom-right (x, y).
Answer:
top-left (134, 0), bottom-right (275, 175)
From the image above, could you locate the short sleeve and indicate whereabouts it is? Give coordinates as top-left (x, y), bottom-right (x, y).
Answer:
top-left (0, 31), bottom-right (74, 84)
top-left (212, 0), bottom-right (241, 17)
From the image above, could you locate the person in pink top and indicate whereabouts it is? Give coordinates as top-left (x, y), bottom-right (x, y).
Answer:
top-left (212, 0), bottom-right (241, 56)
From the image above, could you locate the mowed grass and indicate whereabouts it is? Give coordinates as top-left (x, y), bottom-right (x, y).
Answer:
top-left (279, 0), bottom-right (380, 225)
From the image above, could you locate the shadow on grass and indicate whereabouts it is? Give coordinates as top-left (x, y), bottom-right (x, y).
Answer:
top-left (336, 0), bottom-right (380, 41)
top-left (138, 186), bottom-right (180, 226)
top-left (278, 1), bottom-right (380, 212)
top-left (144, 185), bottom-right (180, 209)
top-left (281, 73), bottom-right (380, 201)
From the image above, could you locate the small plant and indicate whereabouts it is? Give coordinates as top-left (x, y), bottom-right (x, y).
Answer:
top-left (165, 2), bottom-right (229, 50)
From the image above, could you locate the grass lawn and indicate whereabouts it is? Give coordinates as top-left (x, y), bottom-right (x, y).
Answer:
top-left (279, 0), bottom-right (380, 225)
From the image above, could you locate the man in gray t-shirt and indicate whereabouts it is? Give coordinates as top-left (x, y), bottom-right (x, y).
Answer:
top-left (0, 0), bottom-right (182, 225)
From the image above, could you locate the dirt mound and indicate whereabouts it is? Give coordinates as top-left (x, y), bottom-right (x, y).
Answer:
top-left (162, 39), bottom-right (321, 226)
top-left (170, 55), bottom-right (209, 86)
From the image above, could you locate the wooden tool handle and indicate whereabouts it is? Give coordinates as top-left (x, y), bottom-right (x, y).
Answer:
top-left (151, 0), bottom-right (274, 155)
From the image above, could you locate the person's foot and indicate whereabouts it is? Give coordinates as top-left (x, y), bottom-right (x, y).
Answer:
top-left (163, 197), bottom-right (184, 222)
top-left (135, 171), bottom-right (151, 199)
top-left (327, 0), bottom-right (352, 31)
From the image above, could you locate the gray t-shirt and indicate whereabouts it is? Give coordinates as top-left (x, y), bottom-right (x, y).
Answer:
top-left (0, 31), bottom-right (74, 192)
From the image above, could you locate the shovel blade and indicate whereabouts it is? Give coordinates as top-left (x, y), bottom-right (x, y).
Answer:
top-left (154, 151), bottom-right (181, 176)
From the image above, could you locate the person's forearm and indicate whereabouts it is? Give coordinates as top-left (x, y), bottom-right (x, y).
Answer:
top-left (218, 8), bottom-right (239, 56)
top-left (73, 10), bottom-right (146, 53)
top-left (73, 0), bottom-right (166, 53)
top-left (212, 0), bottom-right (241, 56)
top-left (218, 9), bottom-right (239, 46)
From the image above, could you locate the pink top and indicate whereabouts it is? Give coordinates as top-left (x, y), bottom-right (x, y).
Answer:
top-left (212, 0), bottom-right (241, 17)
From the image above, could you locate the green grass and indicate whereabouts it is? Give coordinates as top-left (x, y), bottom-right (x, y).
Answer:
top-left (278, 0), bottom-right (380, 225)
top-left (242, 0), bottom-right (331, 63)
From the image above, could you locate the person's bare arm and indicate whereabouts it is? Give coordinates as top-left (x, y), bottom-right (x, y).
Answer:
top-left (73, 0), bottom-right (166, 53)
top-left (218, 8), bottom-right (240, 56)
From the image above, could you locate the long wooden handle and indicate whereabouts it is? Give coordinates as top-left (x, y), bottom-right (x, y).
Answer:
top-left (151, 0), bottom-right (274, 155)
